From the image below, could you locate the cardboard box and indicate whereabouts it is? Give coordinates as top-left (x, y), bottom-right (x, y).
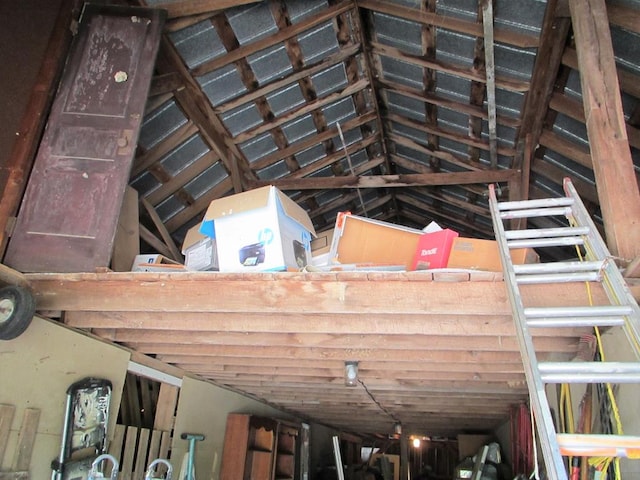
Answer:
top-left (131, 254), bottom-right (186, 272)
top-left (447, 237), bottom-right (539, 272)
top-left (182, 224), bottom-right (218, 271)
top-left (199, 186), bottom-right (316, 272)
top-left (411, 228), bottom-right (459, 270)
top-left (310, 228), bottom-right (334, 266)
top-left (328, 213), bottom-right (424, 270)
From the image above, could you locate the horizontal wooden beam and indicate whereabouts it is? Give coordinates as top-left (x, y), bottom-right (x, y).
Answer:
top-left (27, 271), bottom-right (610, 314)
top-left (255, 170), bottom-right (519, 190)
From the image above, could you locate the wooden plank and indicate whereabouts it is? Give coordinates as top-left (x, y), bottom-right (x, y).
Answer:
top-left (153, 384), bottom-right (179, 432)
top-left (568, 0), bottom-right (640, 261)
top-left (111, 187), bottom-right (140, 272)
top-left (120, 426), bottom-right (139, 480)
top-left (157, 0), bottom-right (261, 20)
top-left (0, 405), bottom-right (16, 465)
top-left (259, 170), bottom-right (519, 191)
top-left (0, 265), bottom-right (30, 289)
top-left (140, 198), bottom-right (182, 262)
top-left (134, 428), bottom-right (150, 479)
top-left (148, 429), bottom-right (162, 461)
top-left (27, 272), bottom-right (611, 314)
top-left (158, 430), bottom-right (171, 461)
top-left (100, 331), bottom-right (580, 352)
top-left (12, 408), bottom-right (40, 472)
top-left (108, 424), bottom-right (127, 461)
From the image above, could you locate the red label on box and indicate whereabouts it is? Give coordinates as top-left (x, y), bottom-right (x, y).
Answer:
top-left (411, 229), bottom-right (459, 270)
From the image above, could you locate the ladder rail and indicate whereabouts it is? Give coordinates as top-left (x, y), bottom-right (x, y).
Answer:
top-left (563, 179), bottom-right (640, 360)
top-left (488, 184), bottom-right (569, 480)
top-left (491, 178), bottom-right (640, 479)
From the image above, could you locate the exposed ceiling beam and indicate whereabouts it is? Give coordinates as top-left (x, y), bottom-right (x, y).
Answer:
top-left (568, 0), bottom-right (640, 262)
top-left (357, 0), bottom-right (539, 48)
top-left (153, 0), bottom-right (261, 19)
top-left (254, 170), bottom-right (519, 190)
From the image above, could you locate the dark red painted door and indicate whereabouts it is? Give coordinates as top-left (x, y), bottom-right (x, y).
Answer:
top-left (4, 5), bottom-right (165, 272)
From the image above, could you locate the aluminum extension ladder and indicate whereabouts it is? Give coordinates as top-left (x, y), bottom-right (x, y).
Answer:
top-left (488, 177), bottom-right (640, 480)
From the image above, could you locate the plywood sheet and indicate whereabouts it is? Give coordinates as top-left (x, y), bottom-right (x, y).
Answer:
top-left (0, 316), bottom-right (129, 478)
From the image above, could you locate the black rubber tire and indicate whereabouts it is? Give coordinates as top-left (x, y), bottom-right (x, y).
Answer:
top-left (0, 285), bottom-right (36, 340)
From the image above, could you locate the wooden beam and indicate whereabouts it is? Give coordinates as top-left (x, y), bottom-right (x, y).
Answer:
top-left (255, 170), bottom-right (519, 190)
top-left (357, 0), bottom-right (539, 48)
top-left (26, 271), bottom-right (610, 313)
top-left (568, 0), bottom-right (640, 262)
top-left (191, 1), bottom-right (354, 77)
top-left (154, 0), bottom-right (260, 19)
top-left (140, 198), bottom-right (182, 262)
top-left (516, 0), bottom-right (572, 175)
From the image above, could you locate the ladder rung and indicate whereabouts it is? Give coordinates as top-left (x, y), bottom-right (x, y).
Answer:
top-left (527, 317), bottom-right (626, 328)
top-left (497, 197), bottom-right (575, 211)
top-left (557, 433), bottom-right (640, 458)
top-left (513, 261), bottom-right (604, 274)
top-left (525, 305), bottom-right (634, 318)
top-left (507, 237), bottom-right (583, 249)
top-left (505, 226), bottom-right (590, 240)
top-left (539, 362), bottom-right (640, 383)
top-left (499, 206), bottom-right (572, 220)
top-left (516, 272), bottom-right (601, 284)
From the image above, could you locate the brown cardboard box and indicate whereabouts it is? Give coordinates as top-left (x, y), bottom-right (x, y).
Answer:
top-left (329, 213), bottom-right (423, 270)
top-left (447, 237), bottom-right (538, 271)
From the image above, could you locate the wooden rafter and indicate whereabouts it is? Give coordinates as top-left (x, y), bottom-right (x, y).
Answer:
top-left (568, 0), bottom-right (640, 262)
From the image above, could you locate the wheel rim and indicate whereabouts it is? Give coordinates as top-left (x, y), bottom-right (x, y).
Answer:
top-left (0, 298), bottom-right (15, 325)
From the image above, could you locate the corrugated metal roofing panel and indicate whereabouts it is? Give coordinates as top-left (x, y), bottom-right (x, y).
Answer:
top-left (248, 44), bottom-right (293, 85)
top-left (297, 22), bottom-right (341, 65)
top-left (281, 113), bottom-right (317, 144)
top-left (373, 12), bottom-right (423, 56)
top-left (311, 63), bottom-right (349, 97)
top-left (226, 3), bottom-right (277, 45)
top-left (266, 83), bottom-right (306, 116)
top-left (321, 97), bottom-right (357, 127)
top-left (221, 103), bottom-right (263, 136)
top-left (169, 21), bottom-right (226, 69)
top-left (239, 132), bottom-right (279, 163)
top-left (138, 100), bottom-right (188, 150)
top-left (159, 134), bottom-right (210, 176)
top-left (198, 65), bottom-right (248, 106)
top-left (286, 0), bottom-right (329, 23)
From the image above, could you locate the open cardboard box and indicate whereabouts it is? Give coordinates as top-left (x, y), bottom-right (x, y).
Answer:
top-left (328, 213), bottom-right (423, 271)
top-left (447, 237), bottom-right (539, 271)
top-left (199, 185), bottom-right (316, 272)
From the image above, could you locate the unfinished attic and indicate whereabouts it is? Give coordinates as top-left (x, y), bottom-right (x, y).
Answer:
top-left (0, 0), bottom-right (639, 479)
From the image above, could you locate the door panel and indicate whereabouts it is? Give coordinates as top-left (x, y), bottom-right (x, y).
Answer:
top-left (5, 5), bottom-right (165, 272)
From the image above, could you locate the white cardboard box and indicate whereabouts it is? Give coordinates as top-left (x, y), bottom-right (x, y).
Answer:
top-left (182, 224), bottom-right (218, 271)
top-left (131, 254), bottom-right (186, 272)
top-left (199, 186), bottom-right (316, 272)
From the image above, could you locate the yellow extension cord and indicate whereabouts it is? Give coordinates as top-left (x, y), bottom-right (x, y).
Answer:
top-left (565, 216), bottom-right (640, 479)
